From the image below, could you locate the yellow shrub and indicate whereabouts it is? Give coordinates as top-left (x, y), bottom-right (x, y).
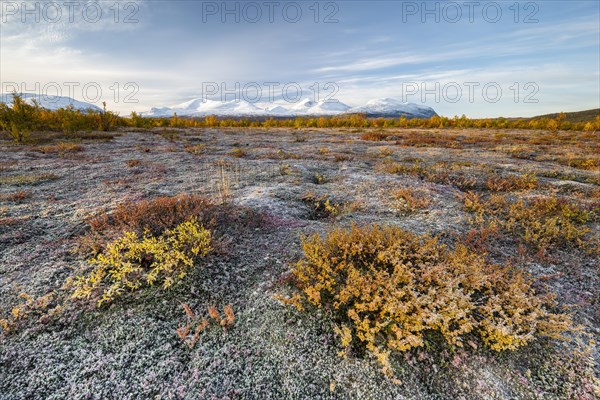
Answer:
top-left (230, 147), bottom-right (247, 158)
top-left (485, 173), bottom-right (538, 192)
top-left (464, 194), bottom-right (598, 253)
top-left (0, 292), bottom-right (59, 333)
top-left (279, 225), bottom-right (571, 373)
top-left (72, 217), bottom-right (212, 306)
top-left (391, 188), bottom-right (430, 213)
top-left (301, 192), bottom-right (346, 219)
top-left (37, 142), bottom-right (84, 155)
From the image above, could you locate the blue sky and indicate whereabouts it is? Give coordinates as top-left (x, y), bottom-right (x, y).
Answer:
top-left (1, 0), bottom-right (598, 117)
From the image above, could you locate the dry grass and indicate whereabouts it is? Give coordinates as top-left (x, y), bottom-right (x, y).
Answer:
top-left (230, 147), bottom-right (247, 158)
top-left (0, 173), bottom-right (59, 186)
top-left (184, 144), bottom-right (206, 155)
top-left (36, 142), bottom-right (84, 154)
top-left (0, 190), bottom-right (32, 202)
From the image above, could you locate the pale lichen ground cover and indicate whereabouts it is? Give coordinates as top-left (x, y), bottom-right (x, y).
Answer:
top-left (0, 127), bottom-right (598, 399)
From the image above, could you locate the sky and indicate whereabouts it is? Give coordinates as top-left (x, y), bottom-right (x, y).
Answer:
top-left (0, 0), bottom-right (599, 117)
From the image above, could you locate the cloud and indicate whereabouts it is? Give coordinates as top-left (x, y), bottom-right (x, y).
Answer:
top-left (0, 1), bottom-right (597, 116)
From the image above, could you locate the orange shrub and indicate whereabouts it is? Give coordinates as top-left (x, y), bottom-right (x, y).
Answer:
top-left (464, 193), bottom-right (598, 253)
top-left (361, 131), bottom-right (388, 141)
top-left (176, 303), bottom-right (235, 348)
top-left (391, 188), bottom-right (430, 213)
top-left (80, 194), bottom-right (264, 256)
top-left (279, 224), bottom-right (572, 374)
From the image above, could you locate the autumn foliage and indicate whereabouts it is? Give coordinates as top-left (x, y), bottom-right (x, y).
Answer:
top-left (70, 217), bottom-right (212, 306)
top-left (280, 224), bottom-right (572, 373)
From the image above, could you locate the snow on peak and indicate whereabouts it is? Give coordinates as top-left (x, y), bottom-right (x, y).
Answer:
top-left (289, 98), bottom-right (317, 111)
top-left (0, 92), bottom-right (102, 112)
top-left (349, 98), bottom-right (437, 118)
top-left (141, 97), bottom-right (436, 118)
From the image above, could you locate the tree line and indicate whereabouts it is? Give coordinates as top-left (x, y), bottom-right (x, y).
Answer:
top-left (1, 94), bottom-right (598, 143)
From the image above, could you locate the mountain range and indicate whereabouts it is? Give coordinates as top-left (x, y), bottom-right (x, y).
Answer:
top-left (0, 93), bottom-right (103, 112)
top-left (142, 97), bottom-right (437, 119)
top-left (0, 93), bottom-right (438, 119)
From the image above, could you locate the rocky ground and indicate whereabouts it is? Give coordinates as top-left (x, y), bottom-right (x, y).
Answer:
top-left (0, 127), bottom-right (598, 399)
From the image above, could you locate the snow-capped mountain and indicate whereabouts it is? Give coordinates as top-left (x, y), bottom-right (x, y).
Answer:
top-left (141, 97), bottom-right (434, 118)
top-left (143, 99), bottom-right (267, 117)
top-left (287, 99), bottom-right (351, 115)
top-left (348, 98), bottom-right (437, 119)
top-left (143, 98), bottom-right (353, 118)
top-left (0, 93), bottom-right (102, 112)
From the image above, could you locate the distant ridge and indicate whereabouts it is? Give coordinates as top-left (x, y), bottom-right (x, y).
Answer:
top-left (0, 92), bottom-right (102, 112)
top-left (525, 109), bottom-right (599, 123)
top-left (141, 97), bottom-right (437, 119)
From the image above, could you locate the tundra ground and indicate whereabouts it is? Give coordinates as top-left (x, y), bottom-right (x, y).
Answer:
top-left (0, 127), bottom-right (598, 399)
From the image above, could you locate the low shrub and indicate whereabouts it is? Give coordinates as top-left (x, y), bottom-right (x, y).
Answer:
top-left (279, 224), bottom-right (572, 374)
top-left (485, 173), bottom-right (538, 192)
top-left (311, 173), bottom-right (327, 185)
top-left (87, 194), bottom-right (214, 238)
top-left (0, 190), bottom-right (32, 202)
top-left (125, 159), bottom-right (142, 168)
top-left (293, 134), bottom-right (307, 142)
top-left (263, 149), bottom-right (300, 160)
top-left (230, 147), bottom-right (247, 158)
top-left (391, 187), bottom-right (431, 213)
top-left (0, 173), bottom-right (59, 186)
top-left (377, 146), bottom-right (394, 158)
top-left (71, 217), bottom-right (212, 306)
top-left (176, 303), bottom-right (235, 348)
top-left (37, 142), bottom-right (84, 155)
top-left (361, 131), bottom-right (388, 141)
top-left (157, 129), bottom-right (181, 141)
top-left (464, 193), bottom-right (598, 253)
top-left (0, 292), bottom-right (60, 333)
top-left (334, 154), bottom-right (353, 162)
top-left (184, 144), bottom-right (206, 155)
top-left (301, 192), bottom-right (346, 220)
top-left (382, 160), bottom-right (537, 193)
top-left (80, 194), bottom-right (264, 256)
top-left (507, 197), bottom-right (597, 251)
